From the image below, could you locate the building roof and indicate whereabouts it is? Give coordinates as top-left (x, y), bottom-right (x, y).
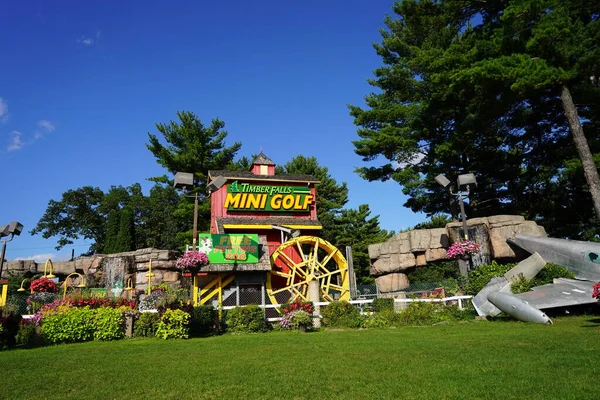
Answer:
top-left (208, 170), bottom-right (320, 184)
top-left (252, 151), bottom-right (276, 166)
top-left (215, 217), bottom-right (322, 234)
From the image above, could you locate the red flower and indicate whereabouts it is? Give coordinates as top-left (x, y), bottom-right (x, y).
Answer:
top-left (593, 283), bottom-right (600, 300)
top-left (30, 277), bottom-right (58, 293)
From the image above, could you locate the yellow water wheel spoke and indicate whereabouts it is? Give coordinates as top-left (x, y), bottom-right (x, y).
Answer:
top-left (267, 236), bottom-right (350, 309)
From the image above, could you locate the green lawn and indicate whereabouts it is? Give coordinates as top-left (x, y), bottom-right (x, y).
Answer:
top-left (1, 316), bottom-right (599, 400)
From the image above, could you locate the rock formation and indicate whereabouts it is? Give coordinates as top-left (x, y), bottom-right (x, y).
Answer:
top-left (369, 215), bottom-right (547, 293)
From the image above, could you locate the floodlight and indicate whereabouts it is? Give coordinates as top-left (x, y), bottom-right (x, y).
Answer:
top-left (457, 173), bottom-right (477, 188)
top-left (8, 221), bottom-right (23, 236)
top-left (434, 174), bottom-right (451, 188)
top-left (0, 225), bottom-right (9, 238)
top-left (173, 172), bottom-right (194, 190)
top-left (290, 229), bottom-right (301, 238)
top-left (207, 176), bottom-right (227, 193)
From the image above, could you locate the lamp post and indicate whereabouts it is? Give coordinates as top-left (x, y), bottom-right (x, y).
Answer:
top-left (173, 172), bottom-right (226, 251)
top-left (435, 173), bottom-right (477, 241)
top-left (62, 272), bottom-right (87, 299)
top-left (0, 221), bottom-right (24, 279)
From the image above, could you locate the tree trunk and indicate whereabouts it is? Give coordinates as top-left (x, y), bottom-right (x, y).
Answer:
top-left (560, 84), bottom-right (600, 220)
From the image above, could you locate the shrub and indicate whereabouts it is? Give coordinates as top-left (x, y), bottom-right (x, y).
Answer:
top-left (94, 307), bottom-right (125, 341)
top-left (511, 264), bottom-right (576, 294)
top-left (156, 309), bottom-right (190, 339)
top-left (134, 312), bottom-right (161, 338)
top-left (0, 306), bottom-right (21, 349)
top-left (371, 298), bottom-right (394, 312)
top-left (225, 305), bottom-right (268, 333)
top-left (15, 324), bottom-right (40, 347)
top-left (363, 309), bottom-right (401, 328)
top-left (321, 301), bottom-right (363, 328)
top-left (465, 261), bottom-right (515, 295)
top-left (41, 306), bottom-right (95, 344)
top-left (397, 302), bottom-right (475, 325)
top-left (189, 305), bottom-right (216, 337)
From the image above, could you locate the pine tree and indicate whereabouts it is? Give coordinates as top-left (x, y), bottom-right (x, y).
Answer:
top-left (104, 210), bottom-right (120, 254)
top-left (115, 208), bottom-right (135, 252)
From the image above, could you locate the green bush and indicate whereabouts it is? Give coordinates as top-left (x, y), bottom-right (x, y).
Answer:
top-left (362, 309), bottom-right (401, 328)
top-left (156, 309), bottom-right (190, 339)
top-left (0, 306), bottom-right (22, 349)
top-left (511, 263), bottom-right (576, 294)
top-left (371, 298), bottom-right (394, 312)
top-left (94, 307), bottom-right (125, 341)
top-left (15, 324), bottom-right (41, 347)
top-left (134, 312), bottom-right (160, 338)
top-left (41, 306), bottom-right (95, 344)
top-left (190, 305), bottom-right (216, 337)
top-left (321, 301), bottom-right (363, 328)
top-left (225, 305), bottom-right (268, 333)
top-left (465, 261), bottom-right (515, 295)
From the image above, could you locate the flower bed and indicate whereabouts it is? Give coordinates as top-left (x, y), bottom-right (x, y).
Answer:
top-left (446, 240), bottom-right (480, 260)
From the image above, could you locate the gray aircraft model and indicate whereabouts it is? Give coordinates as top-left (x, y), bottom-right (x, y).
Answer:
top-left (472, 234), bottom-right (599, 323)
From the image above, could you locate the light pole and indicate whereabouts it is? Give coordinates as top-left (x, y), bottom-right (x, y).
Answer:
top-left (173, 172), bottom-right (226, 251)
top-left (435, 173), bottom-right (477, 241)
top-left (0, 221), bottom-right (24, 279)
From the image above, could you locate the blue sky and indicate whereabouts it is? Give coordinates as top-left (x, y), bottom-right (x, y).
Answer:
top-left (0, 0), bottom-right (426, 262)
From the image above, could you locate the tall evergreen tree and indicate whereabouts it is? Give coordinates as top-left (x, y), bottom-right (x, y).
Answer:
top-left (335, 204), bottom-right (393, 284)
top-left (146, 111), bottom-right (242, 239)
top-left (350, 0), bottom-right (600, 238)
top-left (277, 156), bottom-right (349, 243)
top-left (115, 208), bottom-right (135, 252)
top-left (103, 210), bottom-right (120, 254)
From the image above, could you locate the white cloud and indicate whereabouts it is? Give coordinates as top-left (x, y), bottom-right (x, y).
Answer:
top-left (0, 98), bottom-right (8, 123)
top-left (35, 119), bottom-right (56, 139)
top-left (96, 30), bottom-right (101, 39)
top-left (7, 130), bottom-right (25, 152)
top-left (77, 35), bottom-right (94, 46)
top-left (15, 253), bottom-right (71, 263)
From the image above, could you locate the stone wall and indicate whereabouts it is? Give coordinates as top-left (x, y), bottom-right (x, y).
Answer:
top-left (4, 248), bottom-right (181, 291)
top-left (368, 215), bottom-right (547, 293)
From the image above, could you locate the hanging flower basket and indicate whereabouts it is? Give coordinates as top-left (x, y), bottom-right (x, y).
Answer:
top-left (446, 240), bottom-right (480, 260)
top-left (176, 251), bottom-right (210, 272)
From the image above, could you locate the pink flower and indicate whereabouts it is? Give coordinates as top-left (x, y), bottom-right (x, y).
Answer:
top-left (176, 251), bottom-right (210, 270)
top-left (446, 241), bottom-right (480, 260)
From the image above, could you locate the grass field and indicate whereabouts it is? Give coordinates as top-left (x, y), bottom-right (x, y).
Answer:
top-left (1, 316), bottom-right (599, 399)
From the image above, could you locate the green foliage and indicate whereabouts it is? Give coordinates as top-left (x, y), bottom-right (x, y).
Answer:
top-left (397, 303), bottom-right (474, 326)
top-left (31, 182), bottom-right (188, 253)
top-left (465, 261), bottom-right (515, 295)
top-left (104, 210), bottom-right (120, 254)
top-left (288, 311), bottom-right (313, 330)
top-left (371, 298), bottom-right (394, 312)
top-left (114, 208), bottom-right (135, 253)
top-left (334, 204), bottom-right (394, 284)
top-left (41, 306), bottom-right (96, 344)
top-left (189, 305), bottom-right (217, 337)
top-left (15, 324), bottom-right (41, 347)
top-left (0, 306), bottom-right (21, 348)
top-left (146, 111), bottom-right (242, 241)
top-left (511, 263), bottom-right (576, 294)
top-left (224, 305), bottom-right (268, 333)
top-left (156, 309), bottom-right (190, 339)
top-left (278, 155), bottom-right (349, 243)
top-left (133, 312), bottom-right (160, 338)
top-left (407, 260), bottom-right (461, 283)
top-left (93, 307), bottom-right (125, 341)
top-left (321, 301), bottom-right (363, 328)
top-left (412, 214), bottom-right (453, 230)
top-left (349, 0), bottom-right (600, 237)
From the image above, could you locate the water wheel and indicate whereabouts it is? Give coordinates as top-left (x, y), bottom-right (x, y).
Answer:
top-left (266, 236), bottom-right (350, 306)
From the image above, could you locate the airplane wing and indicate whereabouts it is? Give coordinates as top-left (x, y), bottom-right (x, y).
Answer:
top-left (512, 278), bottom-right (597, 310)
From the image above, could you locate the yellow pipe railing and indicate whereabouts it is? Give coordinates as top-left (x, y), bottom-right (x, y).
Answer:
top-left (62, 272), bottom-right (87, 299)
